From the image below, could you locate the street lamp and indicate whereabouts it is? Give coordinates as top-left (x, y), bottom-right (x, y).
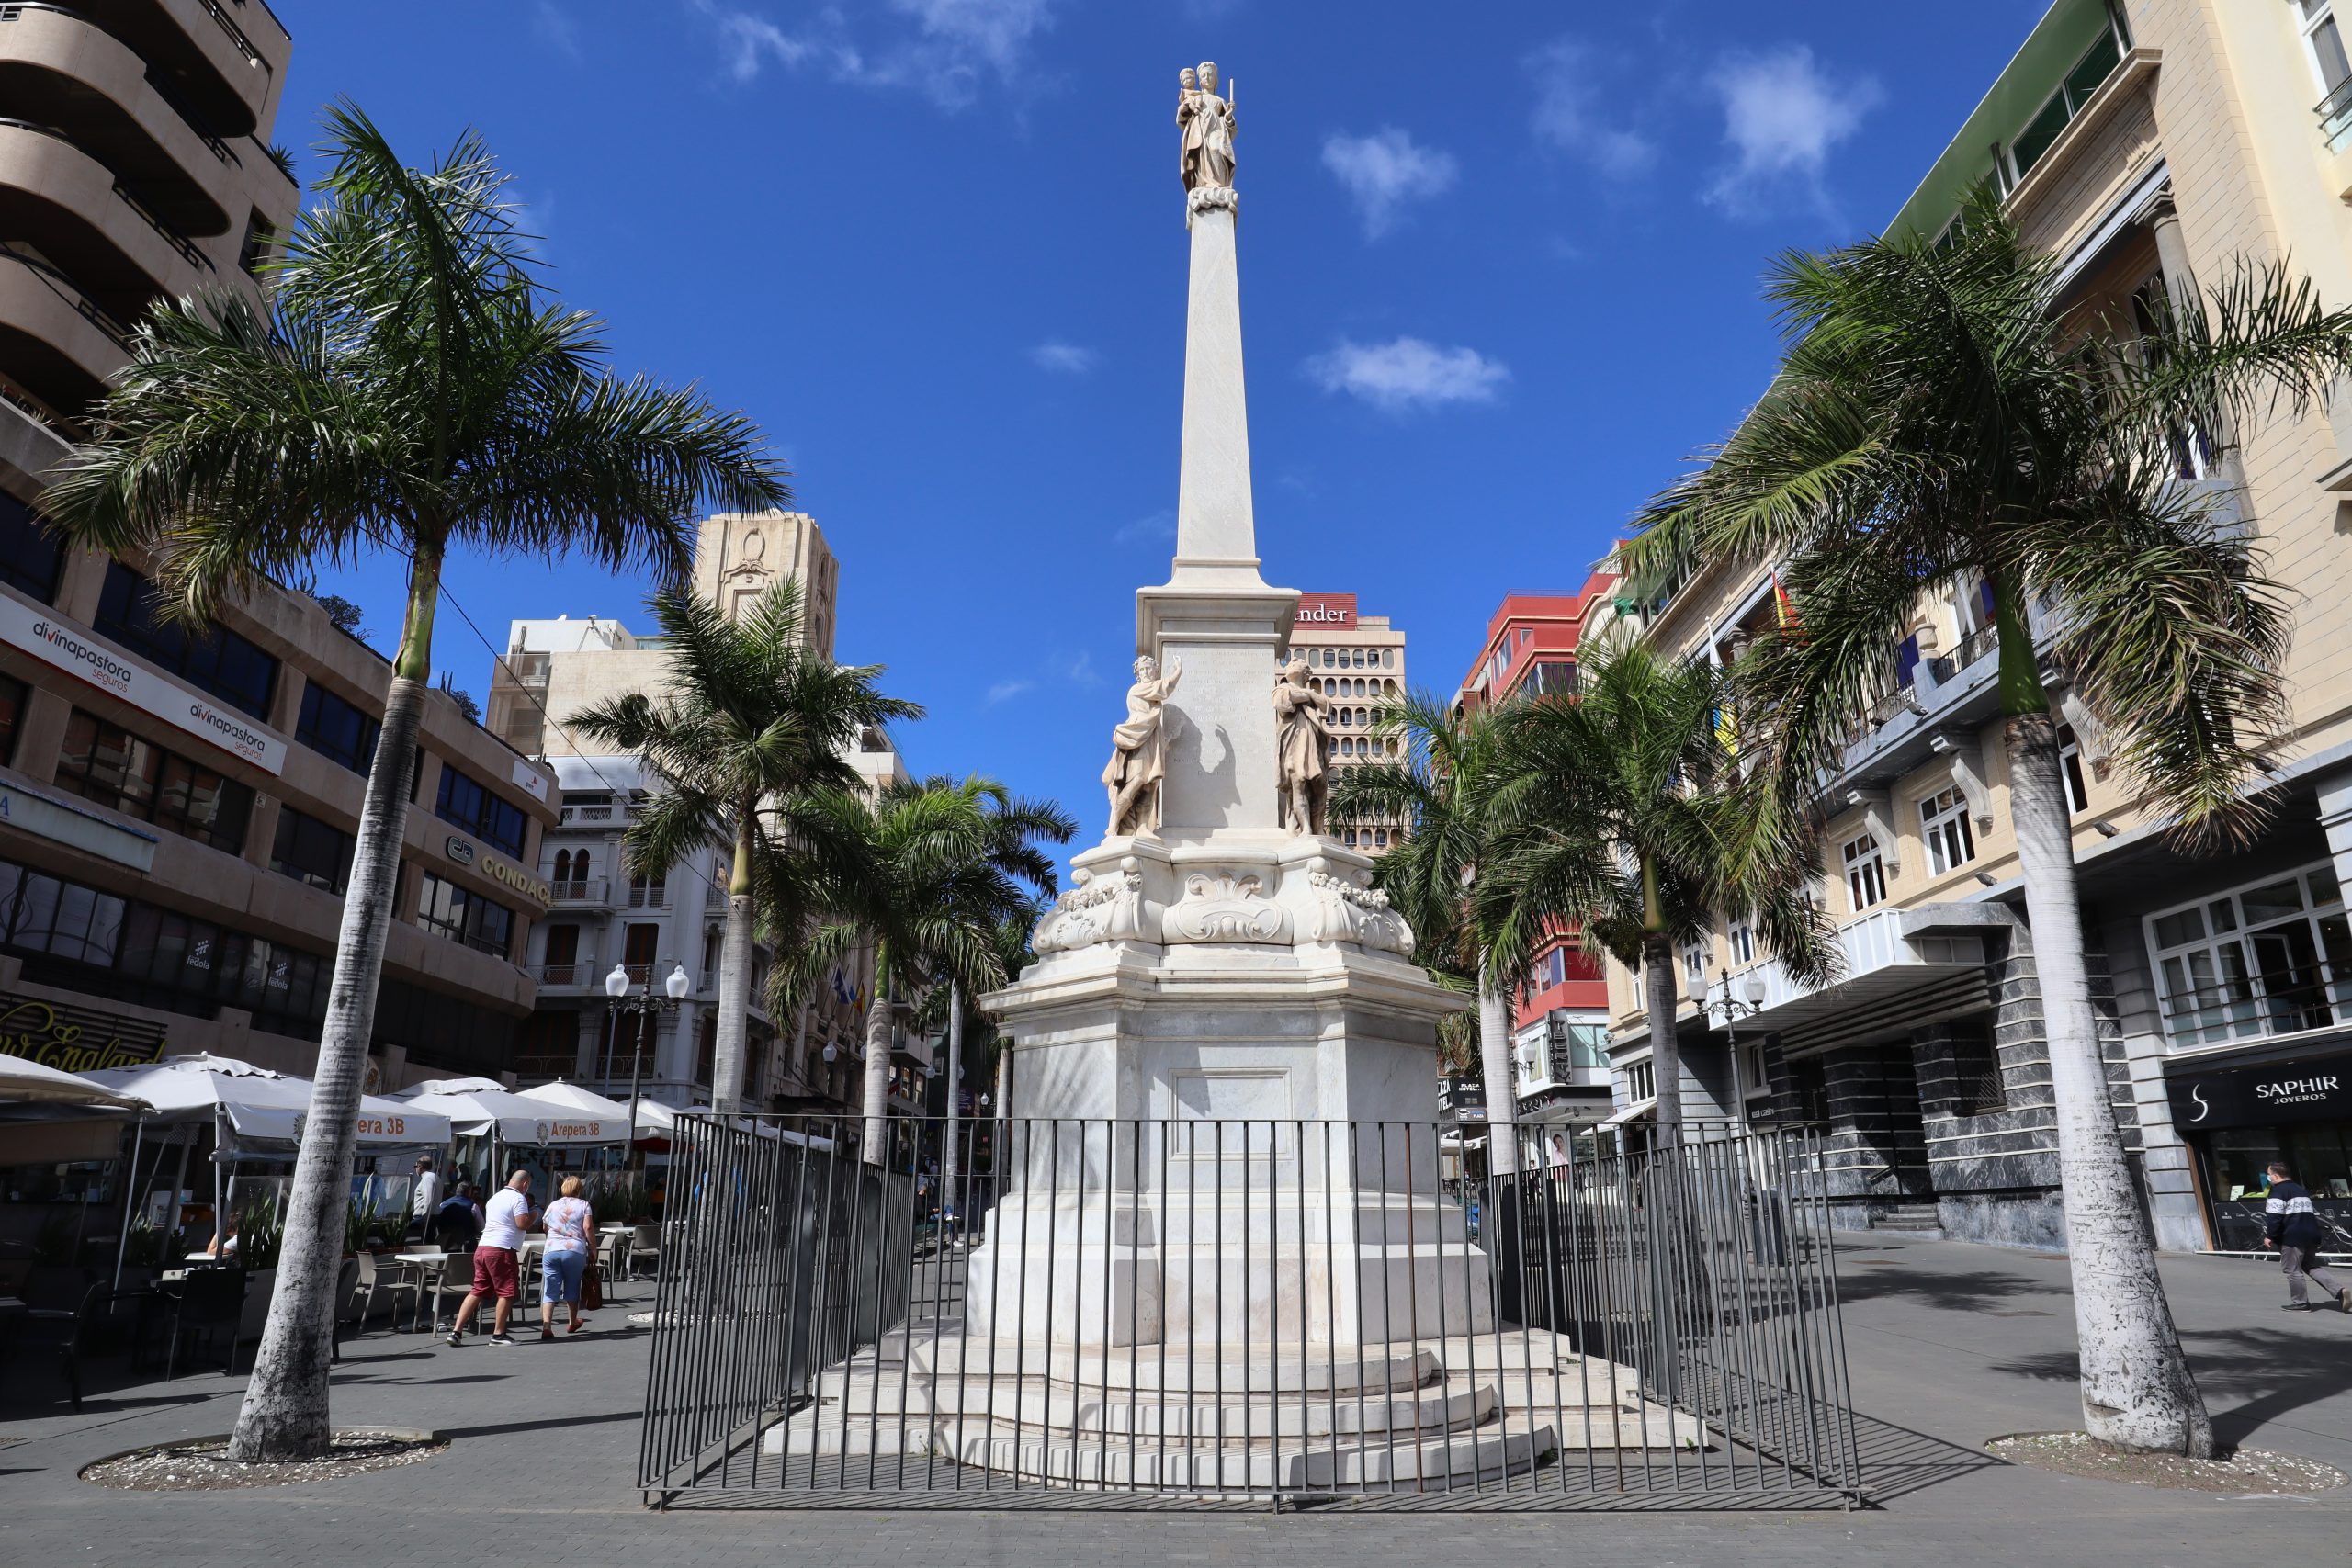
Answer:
top-left (1714, 967), bottom-right (1770, 1134)
top-left (606, 961), bottom-right (691, 1156)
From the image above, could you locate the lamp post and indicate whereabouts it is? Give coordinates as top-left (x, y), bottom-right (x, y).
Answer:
top-left (606, 961), bottom-right (692, 1158)
top-left (1713, 966), bottom-right (1771, 1134)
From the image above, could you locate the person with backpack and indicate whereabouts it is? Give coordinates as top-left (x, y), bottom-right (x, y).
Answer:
top-left (2262, 1160), bottom-right (2352, 1312)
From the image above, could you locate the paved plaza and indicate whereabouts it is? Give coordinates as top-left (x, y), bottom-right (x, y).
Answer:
top-left (2, 1235), bottom-right (2347, 1566)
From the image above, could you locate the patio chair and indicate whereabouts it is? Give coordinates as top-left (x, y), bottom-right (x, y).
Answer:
top-left (419, 1256), bottom-right (475, 1337)
top-left (329, 1257), bottom-right (360, 1362)
top-left (163, 1267), bottom-right (248, 1380)
top-left (347, 1250), bottom-right (420, 1332)
top-left (629, 1222), bottom-right (661, 1280)
top-left (600, 1229), bottom-right (630, 1302)
top-left (21, 1280), bottom-right (119, 1411)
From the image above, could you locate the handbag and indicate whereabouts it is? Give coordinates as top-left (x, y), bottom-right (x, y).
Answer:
top-left (582, 1251), bottom-right (604, 1311)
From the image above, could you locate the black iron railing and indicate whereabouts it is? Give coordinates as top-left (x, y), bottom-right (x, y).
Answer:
top-left (639, 1115), bottom-right (1860, 1510)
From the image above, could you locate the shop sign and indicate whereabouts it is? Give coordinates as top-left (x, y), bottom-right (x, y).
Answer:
top-left (2166, 1051), bottom-right (2352, 1131)
top-left (1294, 592), bottom-right (1357, 631)
top-left (0, 993), bottom-right (167, 1072)
top-left (0, 780), bottom-right (157, 871)
top-left (443, 834), bottom-right (550, 906)
top-left (0, 595), bottom-right (288, 773)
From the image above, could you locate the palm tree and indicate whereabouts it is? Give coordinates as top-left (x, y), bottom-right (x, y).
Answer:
top-left (1473, 640), bottom-right (1836, 1134)
top-left (1622, 192), bottom-right (2352, 1455)
top-left (40, 106), bottom-right (786, 1462)
top-left (1329, 696), bottom-right (1520, 1170)
top-left (786, 777), bottom-right (1052, 1166)
top-left (570, 579), bottom-right (921, 1118)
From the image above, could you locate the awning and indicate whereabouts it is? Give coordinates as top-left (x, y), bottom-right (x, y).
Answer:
top-left (386, 1077), bottom-right (628, 1145)
top-left (1599, 1097), bottom-right (1657, 1129)
top-left (0, 1053), bottom-right (151, 1111)
top-left (83, 1054), bottom-right (450, 1149)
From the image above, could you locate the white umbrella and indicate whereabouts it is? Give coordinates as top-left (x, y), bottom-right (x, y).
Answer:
top-left (515, 1079), bottom-right (634, 1122)
top-left (386, 1077), bottom-right (628, 1146)
top-left (85, 1054), bottom-right (451, 1148)
top-left (0, 1053), bottom-right (151, 1111)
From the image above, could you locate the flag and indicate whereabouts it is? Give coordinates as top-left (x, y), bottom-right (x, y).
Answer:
top-left (1771, 571), bottom-right (1796, 629)
top-left (831, 967), bottom-right (854, 1006)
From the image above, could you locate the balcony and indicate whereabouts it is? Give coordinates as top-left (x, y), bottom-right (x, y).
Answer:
top-left (624, 883), bottom-right (670, 910)
top-left (0, 118), bottom-right (212, 314)
top-left (537, 960), bottom-right (595, 989)
top-left (548, 876), bottom-right (606, 906)
top-left (1728, 902), bottom-right (2008, 1055)
top-left (559, 803), bottom-right (617, 825)
top-left (2159, 963), bottom-right (2349, 1053)
top-left (0, 245), bottom-right (129, 413)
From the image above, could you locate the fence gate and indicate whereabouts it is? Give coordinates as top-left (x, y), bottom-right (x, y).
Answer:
top-left (639, 1115), bottom-right (1862, 1511)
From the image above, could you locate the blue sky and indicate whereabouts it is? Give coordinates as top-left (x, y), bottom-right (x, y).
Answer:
top-left (280, 0), bottom-right (2050, 872)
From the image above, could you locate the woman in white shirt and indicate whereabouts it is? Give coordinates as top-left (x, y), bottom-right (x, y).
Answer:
top-left (538, 1176), bottom-right (598, 1340)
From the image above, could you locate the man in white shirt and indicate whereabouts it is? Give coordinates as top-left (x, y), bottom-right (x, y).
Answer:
top-left (407, 1156), bottom-right (443, 1242)
top-left (447, 1170), bottom-right (534, 1347)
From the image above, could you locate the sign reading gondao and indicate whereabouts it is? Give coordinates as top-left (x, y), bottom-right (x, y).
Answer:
top-left (0, 595), bottom-right (288, 773)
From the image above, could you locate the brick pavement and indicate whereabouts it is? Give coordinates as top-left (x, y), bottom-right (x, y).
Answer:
top-left (3, 1236), bottom-right (2347, 1567)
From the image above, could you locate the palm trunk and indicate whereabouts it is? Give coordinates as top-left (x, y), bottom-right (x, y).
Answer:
top-left (860, 940), bottom-right (892, 1167)
top-left (943, 979), bottom-right (964, 1224)
top-left (708, 795), bottom-right (756, 1118)
top-left (227, 547), bottom-right (437, 1461)
top-left (1476, 956), bottom-right (1521, 1174)
top-left (1643, 936), bottom-right (1682, 1135)
top-left (1996, 586), bottom-right (2211, 1454)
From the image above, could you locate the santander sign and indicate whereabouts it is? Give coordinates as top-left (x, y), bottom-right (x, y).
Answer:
top-left (1295, 592), bottom-right (1357, 631)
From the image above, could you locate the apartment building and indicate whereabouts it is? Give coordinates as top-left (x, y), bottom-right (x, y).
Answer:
top-left (1608, 0), bottom-right (2352, 1252)
top-left (1287, 592), bottom-right (1408, 854)
top-left (0, 4), bottom-right (561, 1093)
top-left (487, 508), bottom-right (907, 1118)
top-left (1452, 576), bottom-right (1623, 1130)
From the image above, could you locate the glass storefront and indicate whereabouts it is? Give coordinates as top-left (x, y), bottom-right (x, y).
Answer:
top-left (2169, 1047), bottom-right (2352, 1249)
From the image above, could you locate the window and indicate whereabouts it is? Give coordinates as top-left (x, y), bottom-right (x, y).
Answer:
top-left (414, 871), bottom-right (518, 960)
top-left (2303, 1), bottom-right (2352, 96)
top-left (1682, 941), bottom-right (1706, 986)
top-left (1945, 1017), bottom-right (2007, 1117)
top-left (0, 855), bottom-right (331, 1040)
top-left (1787, 1055), bottom-right (1831, 1122)
top-left (2146, 863), bottom-right (2352, 1046)
top-left (1894, 632), bottom-right (1923, 690)
top-left (0, 492), bottom-right (63, 603)
top-left (2059, 725), bottom-right (2090, 815)
top-left (540, 922), bottom-right (582, 985)
top-left (1526, 660), bottom-right (1577, 698)
top-left (53, 709), bottom-right (253, 854)
top-left (270, 807), bottom-right (355, 894)
top-left (1920, 785), bottom-right (1976, 875)
top-left (1842, 832), bottom-right (1887, 911)
top-left (2005, 27), bottom-right (2123, 182)
top-left (1626, 1059), bottom-right (1656, 1103)
top-left (295, 682), bottom-right (381, 773)
top-left (0, 673), bottom-right (25, 765)
top-left (1728, 920), bottom-right (1756, 966)
top-left (434, 761), bottom-right (528, 857)
top-left (93, 562), bottom-right (278, 720)
top-left (626, 870), bottom-right (668, 908)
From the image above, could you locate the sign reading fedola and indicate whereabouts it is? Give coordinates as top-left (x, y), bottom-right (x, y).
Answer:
top-left (0, 993), bottom-right (167, 1072)
top-left (0, 595), bottom-right (288, 773)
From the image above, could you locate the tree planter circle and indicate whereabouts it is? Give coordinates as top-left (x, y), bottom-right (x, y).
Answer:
top-left (1985, 1431), bottom-right (2346, 1495)
top-left (80, 1427), bottom-right (445, 1491)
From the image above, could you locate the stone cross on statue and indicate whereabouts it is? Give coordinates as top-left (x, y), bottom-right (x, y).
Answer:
top-left (1177, 62), bottom-right (1236, 199)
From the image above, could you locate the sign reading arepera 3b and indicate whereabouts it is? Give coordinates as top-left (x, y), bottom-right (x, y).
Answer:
top-left (0, 596), bottom-right (287, 773)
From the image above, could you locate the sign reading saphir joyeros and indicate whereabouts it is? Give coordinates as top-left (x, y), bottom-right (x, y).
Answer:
top-left (444, 834), bottom-right (550, 906)
top-left (0, 594), bottom-right (288, 773)
top-left (0, 993), bottom-right (167, 1072)
top-left (2166, 1051), bottom-right (2352, 1131)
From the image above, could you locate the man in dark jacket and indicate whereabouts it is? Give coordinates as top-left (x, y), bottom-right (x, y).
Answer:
top-left (2262, 1161), bottom-right (2351, 1312)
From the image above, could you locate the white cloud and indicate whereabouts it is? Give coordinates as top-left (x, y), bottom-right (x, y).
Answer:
top-left (1703, 45), bottom-right (1881, 215)
top-left (1053, 649), bottom-right (1102, 687)
top-left (1321, 128), bottom-right (1458, 240)
top-left (533, 1), bottom-right (582, 62)
top-left (1306, 338), bottom-right (1510, 415)
top-left (1526, 39), bottom-right (1656, 181)
top-left (1030, 341), bottom-right (1099, 375)
top-left (1114, 510), bottom-right (1174, 546)
top-left (985, 678), bottom-right (1035, 705)
top-left (689, 0), bottom-right (1057, 109)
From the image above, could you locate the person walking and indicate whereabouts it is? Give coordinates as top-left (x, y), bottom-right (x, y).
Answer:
top-left (447, 1170), bottom-right (534, 1347)
top-left (434, 1183), bottom-right (483, 1251)
top-left (2262, 1160), bottom-right (2352, 1312)
top-left (537, 1176), bottom-right (598, 1341)
top-left (407, 1156), bottom-right (443, 1242)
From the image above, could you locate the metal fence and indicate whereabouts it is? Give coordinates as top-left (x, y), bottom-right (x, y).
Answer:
top-left (639, 1115), bottom-right (1860, 1511)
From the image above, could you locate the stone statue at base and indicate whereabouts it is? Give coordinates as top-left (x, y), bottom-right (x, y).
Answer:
top-left (1102, 655), bottom-right (1182, 838)
top-left (1272, 652), bottom-right (1332, 836)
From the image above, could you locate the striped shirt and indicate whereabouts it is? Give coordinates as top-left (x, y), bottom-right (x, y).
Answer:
top-left (2265, 1180), bottom-right (2324, 1249)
